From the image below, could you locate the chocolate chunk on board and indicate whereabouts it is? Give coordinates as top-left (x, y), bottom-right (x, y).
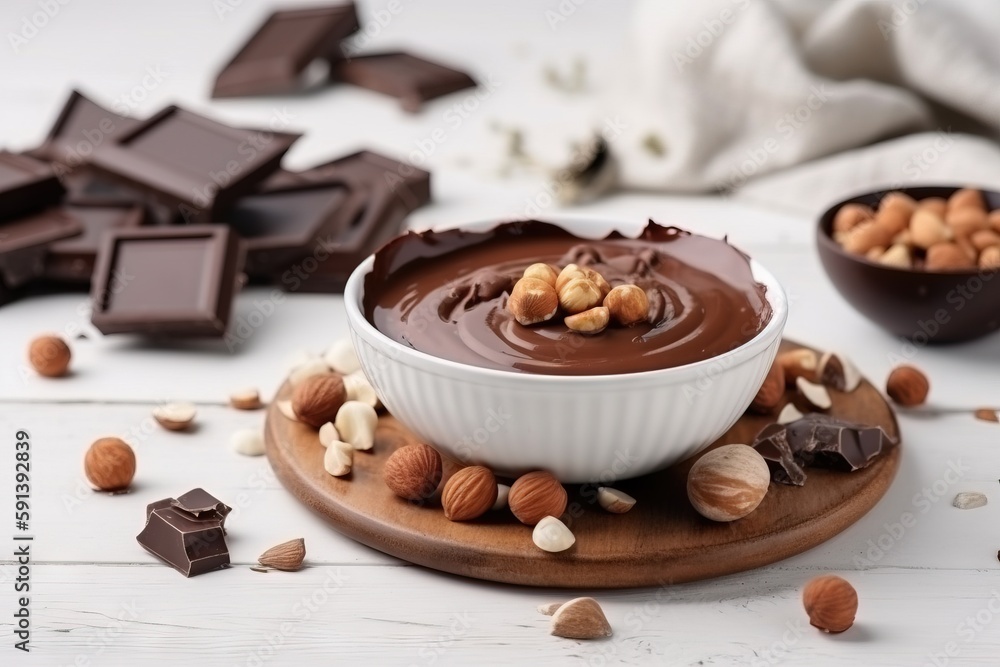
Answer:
top-left (0, 206), bottom-right (83, 288)
top-left (90, 225), bottom-right (245, 336)
top-left (335, 52), bottom-right (476, 112)
top-left (224, 179), bottom-right (355, 278)
top-left (25, 89), bottom-right (142, 169)
top-left (137, 489), bottom-right (231, 577)
top-left (87, 106), bottom-right (299, 223)
top-left (270, 151), bottom-right (430, 292)
top-left (212, 4), bottom-right (359, 98)
top-left (753, 414), bottom-right (897, 486)
top-left (44, 201), bottom-right (147, 284)
top-left (0, 152), bottom-right (66, 222)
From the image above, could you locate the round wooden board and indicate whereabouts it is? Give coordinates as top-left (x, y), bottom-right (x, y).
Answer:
top-left (265, 340), bottom-right (901, 588)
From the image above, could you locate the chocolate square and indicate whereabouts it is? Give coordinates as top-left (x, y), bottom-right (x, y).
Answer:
top-left (0, 151), bottom-right (66, 221)
top-left (137, 489), bottom-right (232, 577)
top-left (0, 206), bottom-right (83, 287)
top-left (45, 202), bottom-right (146, 284)
top-left (90, 225), bottom-right (245, 336)
top-left (335, 52), bottom-right (476, 112)
top-left (212, 4), bottom-right (359, 98)
top-left (88, 106), bottom-right (299, 223)
top-left (26, 89), bottom-right (141, 169)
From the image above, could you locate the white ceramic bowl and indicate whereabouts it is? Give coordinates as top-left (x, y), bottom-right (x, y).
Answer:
top-left (344, 218), bottom-right (788, 483)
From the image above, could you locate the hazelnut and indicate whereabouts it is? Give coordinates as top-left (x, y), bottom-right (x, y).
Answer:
top-left (152, 402), bottom-right (197, 431)
top-left (335, 400), bottom-right (378, 451)
top-left (507, 277), bottom-right (559, 326)
top-left (292, 373), bottom-right (346, 428)
top-left (532, 516), bottom-right (576, 553)
top-left (509, 471), bottom-right (568, 525)
top-left (917, 196), bottom-right (948, 218)
top-left (603, 284), bottom-right (649, 326)
top-left (558, 278), bottom-right (602, 314)
top-left (522, 263), bottom-right (558, 287)
top-left (980, 246), bottom-right (1000, 269)
top-left (596, 487), bottom-right (636, 514)
top-left (925, 242), bottom-right (974, 271)
top-left (909, 209), bottom-right (952, 249)
top-left (583, 268), bottom-right (611, 298)
top-left (886, 365), bottom-right (929, 406)
top-left (749, 361), bottom-right (785, 414)
top-left (864, 246), bottom-right (886, 261)
top-left (874, 202), bottom-right (910, 235)
top-left (441, 466), bottom-right (498, 521)
top-left (229, 388), bottom-right (263, 410)
top-left (947, 188), bottom-right (985, 213)
top-left (879, 191), bottom-right (917, 218)
top-left (802, 575), bottom-right (858, 633)
top-left (817, 351), bottom-right (861, 392)
top-left (383, 444), bottom-right (442, 501)
top-left (989, 210), bottom-right (1000, 234)
top-left (832, 203), bottom-right (873, 233)
top-left (877, 244), bottom-right (912, 269)
top-left (564, 306), bottom-right (609, 334)
top-left (84, 437), bottom-right (136, 491)
top-left (555, 263), bottom-right (587, 292)
top-left (956, 235), bottom-right (978, 261)
top-left (970, 229), bottom-right (1000, 251)
top-left (28, 334), bottom-right (71, 377)
top-left (841, 221), bottom-right (893, 255)
top-left (945, 207), bottom-right (988, 237)
top-left (776, 349), bottom-right (818, 386)
top-left (686, 444), bottom-right (770, 522)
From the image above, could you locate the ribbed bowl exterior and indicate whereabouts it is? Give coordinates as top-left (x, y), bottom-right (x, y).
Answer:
top-left (345, 225), bottom-right (787, 483)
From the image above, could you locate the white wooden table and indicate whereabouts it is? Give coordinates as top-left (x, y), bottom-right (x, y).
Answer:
top-left (2, 1), bottom-right (1000, 664)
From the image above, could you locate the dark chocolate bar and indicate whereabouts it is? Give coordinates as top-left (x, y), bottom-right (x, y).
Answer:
top-left (212, 4), bottom-right (359, 98)
top-left (753, 414), bottom-right (897, 485)
top-left (90, 225), bottom-right (245, 336)
top-left (137, 489), bottom-right (231, 577)
top-left (335, 52), bottom-right (475, 112)
top-left (0, 151), bottom-right (66, 221)
top-left (44, 202), bottom-right (146, 284)
top-left (87, 106), bottom-right (299, 223)
top-left (25, 90), bottom-right (141, 169)
top-left (0, 206), bottom-right (83, 287)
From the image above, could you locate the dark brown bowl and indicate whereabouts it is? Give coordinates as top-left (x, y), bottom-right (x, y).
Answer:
top-left (817, 185), bottom-right (1000, 343)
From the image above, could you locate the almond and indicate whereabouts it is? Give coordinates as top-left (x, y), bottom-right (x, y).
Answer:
top-left (383, 444), bottom-right (443, 501)
top-left (749, 361), bottom-right (785, 414)
top-left (509, 471), bottom-right (568, 525)
top-left (258, 538), bottom-right (306, 571)
top-left (550, 597), bottom-right (613, 639)
top-left (292, 373), bottom-right (347, 428)
top-left (441, 466), bottom-right (498, 521)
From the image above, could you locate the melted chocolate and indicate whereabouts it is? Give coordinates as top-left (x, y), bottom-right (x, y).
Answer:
top-left (363, 221), bottom-right (772, 376)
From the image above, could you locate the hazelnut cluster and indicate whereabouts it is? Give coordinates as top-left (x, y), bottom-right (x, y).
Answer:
top-left (506, 262), bottom-right (650, 335)
top-left (833, 188), bottom-right (1000, 271)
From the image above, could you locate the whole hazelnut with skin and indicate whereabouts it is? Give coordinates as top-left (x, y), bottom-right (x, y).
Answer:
top-left (686, 444), bottom-right (770, 522)
top-left (28, 334), bottom-right (71, 377)
top-left (84, 437), bottom-right (136, 491)
top-left (507, 277), bottom-right (559, 326)
top-left (886, 365), bottom-right (929, 406)
top-left (604, 284), bottom-right (649, 326)
top-left (802, 575), bottom-right (858, 633)
top-left (292, 373), bottom-right (347, 428)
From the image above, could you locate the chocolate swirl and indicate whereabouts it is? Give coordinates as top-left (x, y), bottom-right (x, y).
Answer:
top-left (364, 221), bottom-right (772, 376)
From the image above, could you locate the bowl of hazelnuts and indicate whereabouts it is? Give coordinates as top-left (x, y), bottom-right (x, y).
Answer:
top-left (817, 186), bottom-right (1000, 343)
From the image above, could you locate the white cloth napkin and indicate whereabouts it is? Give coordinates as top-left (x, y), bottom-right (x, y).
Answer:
top-left (613, 0), bottom-right (1000, 214)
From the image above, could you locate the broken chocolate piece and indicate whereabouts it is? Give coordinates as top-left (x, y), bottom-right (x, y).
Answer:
top-left (90, 225), bottom-right (245, 336)
top-left (137, 489), bottom-right (231, 577)
top-left (335, 52), bottom-right (475, 112)
top-left (211, 5), bottom-right (359, 98)
top-left (44, 202), bottom-right (146, 284)
top-left (87, 106), bottom-right (299, 223)
top-left (26, 89), bottom-right (141, 169)
top-left (752, 414), bottom-right (897, 486)
top-left (0, 206), bottom-right (83, 288)
top-left (0, 151), bottom-right (66, 222)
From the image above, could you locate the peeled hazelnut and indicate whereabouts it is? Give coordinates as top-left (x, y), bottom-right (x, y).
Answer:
top-left (926, 242), bottom-right (974, 271)
top-left (917, 196), bottom-right (948, 218)
top-left (980, 246), bottom-right (1000, 269)
top-left (909, 209), bottom-right (952, 249)
top-left (84, 437), bottom-right (136, 491)
top-left (583, 268), bottom-right (611, 298)
top-left (323, 339), bottom-right (361, 375)
top-left (596, 487), bottom-right (636, 514)
top-left (946, 207), bottom-right (988, 237)
top-left (343, 371), bottom-right (380, 410)
top-left (383, 444), bottom-right (443, 501)
top-left (777, 349), bottom-right (818, 386)
top-left (323, 441), bottom-right (354, 477)
top-left (892, 229), bottom-right (912, 247)
top-left (508, 277), bottom-right (559, 326)
top-left (441, 466), bottom-right (498, 521)
top-left (886, 365), bottom-right (929, 406)
top-left (604, 284), bottom-right (649, 326)
top-left (288, 357), bottom-right (333, 386)
top-left (532, 516), bottom-right (575, 553)
top-left (749, 361), bottom-right (785, 414)
top-left (335, 400), bottom-right (378, 451)
top-left (832, 203), bottom-right (873, 233)
top-left (509, 471), bottom-right (568, 526)
top-left (152, 402), bottom-right (197, 431)
top-left (558, 278), bottom-right (602, 314)
top-left (802, 575), bottom-right (858, 633)
top-left (318, 421), bottom-right (341, 448)
top-left (28, 334), bottom-right (71, 377)
top-left (687, 444), bottom-right (770, 522)
top-left (522, 263), bottom-right (558, 287)
top-left (230, 428), bottom-right (265, 456)
top-left (292, 374), bottom-right (347, 428)
top-left (555, 263), bottom-right (587, 292)
top-left (841, 221), bottom-right (893, 255)
top-left (947, 188), bottom-right (986, 213)
top-left (877, 244), bottom-right (912, 269)
top-left (230, 388), bottom-right (263, 410)
top-left (797, 377), bottom-right (832, 410)
top-left (970, 229), bottom-right (1000, 251)
top-left (564, 306), bottom-right (609, 334)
